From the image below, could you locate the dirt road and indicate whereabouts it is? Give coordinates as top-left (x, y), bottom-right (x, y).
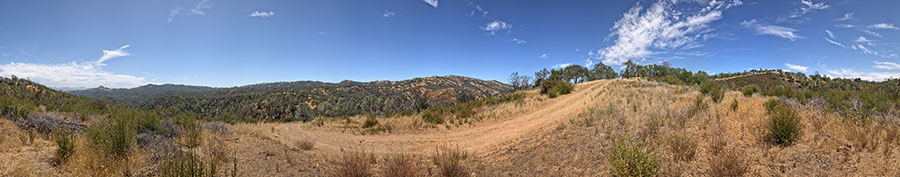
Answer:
top-left (242, 80), bottom-right (609, 156)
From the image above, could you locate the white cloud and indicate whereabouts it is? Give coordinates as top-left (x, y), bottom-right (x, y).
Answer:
top-left (167, 0), bottom-right (212, 23)
top-left (98, 45), bottom-right (131, 63)
top-left (595, 0), bottom-right (741, 65)
top-left (383, 10), bottom-right (395, 18)
top-left (867, 23), bottom-right (899, 30)
top-left (423, 0), bottom-right (438, 8)
top-left (248, 11), bottom-right (275, 18)
top-left (742, 19), bottom-right (804, 41)
top-left (538, 53), bottom-right (549, 59)
top-left (511, 38), bottom-right (527, 44)
top-left (824, 37), bottom-right (845, 48)
top-left (791, 0), bottom-right (829, 18)
top-left (784, 63), bottom-right (808, 72)
top-left (855, 36), bottom-right (873, 44)
top-left (835, 24), bottom-right (854, 28)
top-left (481, 20), bottom-right (512, 35)
top-left (0, 45), bottom-right (146, 88)
top-left (552, 63), bottom-right (572, 69)
top-left (827, 68), bottom-right (900, 81)
top-left (874, 61), bottom-right (900, 70)
top-left (825, 30), bottom-right (835, 39)
top-left (836, 12), bottom-right (855, 21)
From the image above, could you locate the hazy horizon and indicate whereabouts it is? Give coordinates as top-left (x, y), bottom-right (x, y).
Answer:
top-left (1, 0), bottom-right (898, 88)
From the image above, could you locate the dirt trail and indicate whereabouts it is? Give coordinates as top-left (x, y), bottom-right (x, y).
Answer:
top-left (250, 80), bottom-right (610, 156)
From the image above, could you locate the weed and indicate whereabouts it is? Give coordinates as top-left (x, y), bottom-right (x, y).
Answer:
top-left (159, 151), bottom-right (218, 177)
top-left (381, 153), bottom-right (420, 177)
top-left (606, 134), bottom-right (659, 177)
top-left (363, 116), bottom-right (379, 128)
top-left (432, 146), bottom-right (469, 177)
top-left (54, 128), bottom-right (76, 165)
top-left (332, 149), bottom-right (373, 177)
top-left (700, 80), bottom-right (724, 103)
top-left (668, 134), bottom-right (697, 162)
top-left (730, 99), bottom-right (739, 112)
top-left (86, 107), bottom-right (137, 159)
top-left (296, 139), bottom-right (315, 151)
top-left (741, 84), bottom-right (759, 97)
top-left (766, 99), bottom-right (802, 146)
top-left (708, 149), bottom-right (747, 177)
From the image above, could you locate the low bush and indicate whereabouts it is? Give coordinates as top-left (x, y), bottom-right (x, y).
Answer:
top-left (708, 149), bottom-right (747, 177)
top-left (541, 79), bottom-right (573, 98)
top-left (381, 153), bottom-right (419, 177)
top-left (730, 99), bottom-right (739, 112)
top-left (86, 107), bottom-right (137, 159)
top-left (668, 134), bottom-right (697, 162)
top-left (606, 134), bottom-right (659, 177)
top-left (180, 118), bottom-right (203, 148)
top-left (741, 84), bottom-right (759, 97)
top-left (332, 150), bottom-right (372, 177)
top-left (700, 80), bottom-right (724, 103)
top-left (362, 116), bottom-right (378, 128)
top-left (421, 108), bottom-right (445, 124)
top-left (54, 128), bottom-right (76, 164)
top-left (296, 140), bottom-right (315, 151)
top-left (694, 95), bottom-right (708, 111)
top-left (159, 151), bottom-right (218, 177)
top-left (766, 99), bottom-right (802, 146)
top-left (432, 146), bottom-right (469, 177)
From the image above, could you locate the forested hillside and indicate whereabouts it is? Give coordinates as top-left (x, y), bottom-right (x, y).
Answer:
top-left (74, 75), bottom-right (512, 122)
top-left (69, 84), bottom-right (216, 104)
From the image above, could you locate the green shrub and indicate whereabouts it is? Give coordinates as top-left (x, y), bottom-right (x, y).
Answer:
top-left (766, 99), bottom-right (802, 146)
top-left (694, 95), bottom-right (708, 111)
top-left (86, 107), bottom-right (137, 159)
top-left (421, 108), bottom-right (445, 124)
top-left (541, 79), bottom-right (573, 98)
top-left (362, 116), bottom-right (378, 128)
top-left (700, 80), bottom-right (724, 103)
top-left (741, 84), bottom-right (759, 97)
top-left (730, 99), bottom-right (739, 112)
top-left (763, 99), bottom-right (781, 113)
top-left (54, 128), bottom-right (76, 164)
top-left (668, 134), bottom-right (697, 162)
top-left (179, 116), bottom-right (203, 148)
top-left (606, 134), bottom-right (659, 177)
top-left (432, 146), bottom-right (469, 177)
top-left (159, 151), bottom-right (218, 177)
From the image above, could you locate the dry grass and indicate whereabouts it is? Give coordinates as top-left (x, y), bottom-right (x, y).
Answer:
top-left (381, 153), bottom-right (421, 177)
top-left (432, 145), bottom-right (469, 177)
top-left (331, 149), bottom-right (373, 177)
top-left (708, 149), bottom-right (747, 177)
top-left (295, 139), bottom-right (315, 151)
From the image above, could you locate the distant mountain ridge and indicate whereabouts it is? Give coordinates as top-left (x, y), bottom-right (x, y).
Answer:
top-left (71, 75), bottom-right (513, 121)
top-left (69, 84), bottom-right (217, 104)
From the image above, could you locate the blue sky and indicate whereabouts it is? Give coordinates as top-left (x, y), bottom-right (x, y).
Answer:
top-left (0, 0), bottom-right (898, 88)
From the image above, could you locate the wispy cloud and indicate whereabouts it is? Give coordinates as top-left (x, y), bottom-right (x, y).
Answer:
top-left (741, 19), bottom-right (803, 41)
top-left (422, 0), bottom-right (438, 8)
top-left (98, 45), bottom-right (131, 63)
top-left (824, 37), bottom-right (845, 48)
top-left (790, 0), bottom-right (829, 18)
top-left (383, 10), bottom-right (395, 18)
top-left (874, 61), bottom-right (900, 70)
top-left (836, 12), bottom-right (855, 21)
top-left (167, 0), bottom-right (212, 23)
top-left (825, 30), bottom-right (835, 39)
top-left (511, 38), bottom-right (527, 45)
top-left (784, 63), bottom-right (808, 72)
top-left (538, 53), bottom-right (549, 59)
top-left (480, 20), bottom-right (512, 35)
top-left (0, 45), bottom-right (146, 88)
top-left (595, 0), bottom-right (742, 65)
top-left (867, 23), bottom-right (899, 30)
top-left (248, 11), bottom-right (275, 18)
